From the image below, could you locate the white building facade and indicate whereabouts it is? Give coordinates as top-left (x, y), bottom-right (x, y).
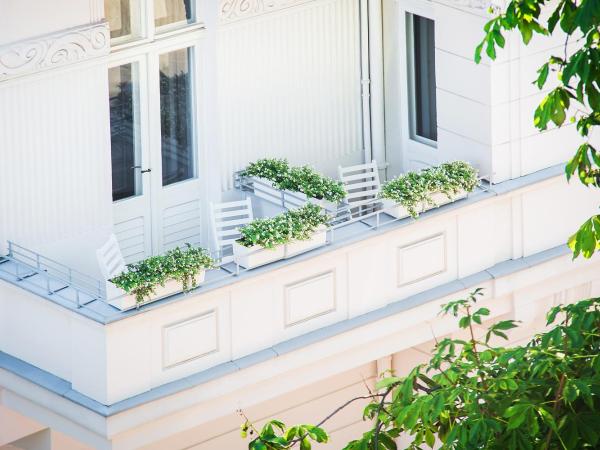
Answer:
top-left (0, 0), bottom-right (599, 449)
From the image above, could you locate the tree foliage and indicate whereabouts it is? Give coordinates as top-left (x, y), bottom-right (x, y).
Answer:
top-left (476, 0), bottom-right (600, 258)
top-left (242, 291), bottom-right (600, 449)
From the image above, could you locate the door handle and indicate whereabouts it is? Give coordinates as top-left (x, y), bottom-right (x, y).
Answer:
top-left (131, 166), bottom-right (152, 173)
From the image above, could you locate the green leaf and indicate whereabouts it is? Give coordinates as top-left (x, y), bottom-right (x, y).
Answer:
top-left (375, 376), bottom-right (401, 391)
top-left (425, 429), bottom-right (435, 448)
top-left (300, 437), bottom-right (311, 450)
top-left (475, 307), bottom-right (490, 316)
top-left (507, 407), bottom-right (528, 430)
top-left (535, 62), bottom-right (550, 89)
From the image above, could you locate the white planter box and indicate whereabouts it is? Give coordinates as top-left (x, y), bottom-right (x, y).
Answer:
top-left (108, 270), bottom-right (206, 311)
top-left (251, 177), bottom-right (338, 212)
top-left (428, 190), bottom-right (467, 208)
top-left (284, 226), bottom-right (328, 258)
top-left (251, 177), bottom-right (283, 205)
top-left (380, 198), bottom-right (411, 219)
top-left (380, 190), bottom-right (468, 219)
top-left (233, 241), bottom-right (285, 269)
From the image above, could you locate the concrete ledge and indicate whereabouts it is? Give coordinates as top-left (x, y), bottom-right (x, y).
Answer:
top-left (0, 243), bottom-right (573, 417)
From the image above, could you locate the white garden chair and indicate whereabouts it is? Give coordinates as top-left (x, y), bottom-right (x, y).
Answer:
top-left (96, 234), bottom-right (127, 300)
top-left (338, 160), bottom-right (382, 217)
top-left (210, 198), bottom-right (254, 264)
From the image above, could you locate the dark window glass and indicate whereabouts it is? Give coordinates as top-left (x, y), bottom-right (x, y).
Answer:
top-left (159, 48), bottom-right (195, 186)
top-left (109, 64), bottom-right (140, 201)
top-left (412, 15), bottom-right (437, 142)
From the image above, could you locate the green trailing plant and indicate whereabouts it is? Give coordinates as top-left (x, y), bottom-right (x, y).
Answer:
top-left (380, 161), bottom-right (478, 218)
top-left (475, 0), bottom-right (600, 259)
top-left (241, 291), bottom-right (600, 449)
top-left (237, 203), bottom-right (329, 249)
top-left (241, 158), bottom-right (346, 203)
top-left (241, 158), bottom-right (290, 186)
top-left (111, 244), bottom-right (215, 304)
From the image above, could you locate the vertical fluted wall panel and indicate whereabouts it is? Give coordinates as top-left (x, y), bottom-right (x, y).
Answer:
top-left (0, 65), bottom-right (113, 268)
top-left (217, 0), bottom-right (364, 190)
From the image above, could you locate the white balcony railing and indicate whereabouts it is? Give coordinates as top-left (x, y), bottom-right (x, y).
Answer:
top-left (0, 176), bottom-right (490, 320)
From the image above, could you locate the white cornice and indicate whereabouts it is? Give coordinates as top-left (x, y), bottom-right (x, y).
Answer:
top-left (219, 0), bottom-right (316, 23)
top-left (0, 21), bottom-right (110, 82)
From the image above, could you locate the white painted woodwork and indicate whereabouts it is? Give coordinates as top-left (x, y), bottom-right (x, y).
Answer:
top-left (210, 198), bottom-right (254, 261)
top-left (0, 64), bottom-right (113, 277)
top-left (96, 235), bottom-right (127, 281)
top-left (217, 0), bottom-right (364, 189)
top-left (338, 160), bottom-right (382, 212)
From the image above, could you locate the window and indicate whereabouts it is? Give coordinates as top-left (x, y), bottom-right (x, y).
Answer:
top-left (104, 0), bottom-right (196, 43)
top-left (408, 14), bottom-right (437, 144)
top-left (104, 0), bottom-right (142, 42)
top-left (108, 63), bottom-right (141, 201)
top-left (154, 0), bottom-right (194, 29)
top-left (159, 48), bottom-right (195, 186)
top-left (105, 0), bottom-right (201, 197)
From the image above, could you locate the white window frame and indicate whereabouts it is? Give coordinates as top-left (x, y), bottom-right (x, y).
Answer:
top-left (406, 12), bottom-right (437, 148)
top-left (108, 0), bottom-right (205, 52)
top-left (397, 0), bottom-right (439, 171)
top-left (107, 0), bottom-right (206, 194)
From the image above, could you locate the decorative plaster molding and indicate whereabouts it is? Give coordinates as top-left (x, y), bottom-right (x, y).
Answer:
top-left (0, 22), bottom-right (110, 81)
top-left (219, 0), bottom-right (315, 23)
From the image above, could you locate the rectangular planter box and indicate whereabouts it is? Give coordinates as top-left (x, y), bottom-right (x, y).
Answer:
top-left (251, 177), bottom-right (338, 212)
top-left (428, 189), bottom-right (467, 208)
top-left (108, 270), bottom-right (206, 311)
top-left (380, 190), bottom-right (468, 219)
top-left (380, 198), bottom-right (411, 219)
top-left (233, 240), bottom-right (285, 269)
top-left (284, 226), bottom-right (328, 258)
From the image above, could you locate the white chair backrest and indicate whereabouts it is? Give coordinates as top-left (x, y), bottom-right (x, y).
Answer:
top-left (338, 160), bottom-right (381, 210)
top-left (96, 234), bottom-right (126, 281)
top-left (210, 198), bottom-right (254, 263)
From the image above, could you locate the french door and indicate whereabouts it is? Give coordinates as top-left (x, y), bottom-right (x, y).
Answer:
top-left (109, 45), bottom-right (203, 263)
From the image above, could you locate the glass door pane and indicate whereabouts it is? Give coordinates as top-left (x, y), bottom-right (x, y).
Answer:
top-left (109, 63), bottom-right (142, 201)
top-left (104, 0), bottom-right (142, 41)
top-left (154, 0), bottom-right (194, 29)
top-left (159, 47), bottom-right (195, 186)
top-left (411, 15), bottom-right (437, 142)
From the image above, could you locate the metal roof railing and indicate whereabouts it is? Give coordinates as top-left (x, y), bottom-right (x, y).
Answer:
top-left (1, 241), bottom-right (105, 308)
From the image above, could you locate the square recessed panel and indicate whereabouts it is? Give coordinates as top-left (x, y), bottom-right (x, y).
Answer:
top-left (397, 234), bottom-right (447, 286)
top-left (163, 311), bottom-right (218, 369)
top-left (285, 272), bottom-right (336, 327)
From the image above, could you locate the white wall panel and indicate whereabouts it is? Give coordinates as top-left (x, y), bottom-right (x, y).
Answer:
top-left (0, 65), bottom-right (113, 275)
top-left (217, 0), bottom-right (364, 189)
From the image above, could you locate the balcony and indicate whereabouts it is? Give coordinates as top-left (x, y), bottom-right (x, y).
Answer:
top-left (0, 163), bottom-right (597, 410)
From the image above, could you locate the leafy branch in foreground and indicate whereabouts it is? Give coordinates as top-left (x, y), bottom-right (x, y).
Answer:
top-left (242, 289), bottom-right (600, 449)
top-left (475, 0), bottom-right (600, 258)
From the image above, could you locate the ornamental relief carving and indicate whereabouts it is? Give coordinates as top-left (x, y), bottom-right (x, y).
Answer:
top-left (219, 0), bottom-right (314, 23)
top-left (0, 22), bottom-right (110, 81)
